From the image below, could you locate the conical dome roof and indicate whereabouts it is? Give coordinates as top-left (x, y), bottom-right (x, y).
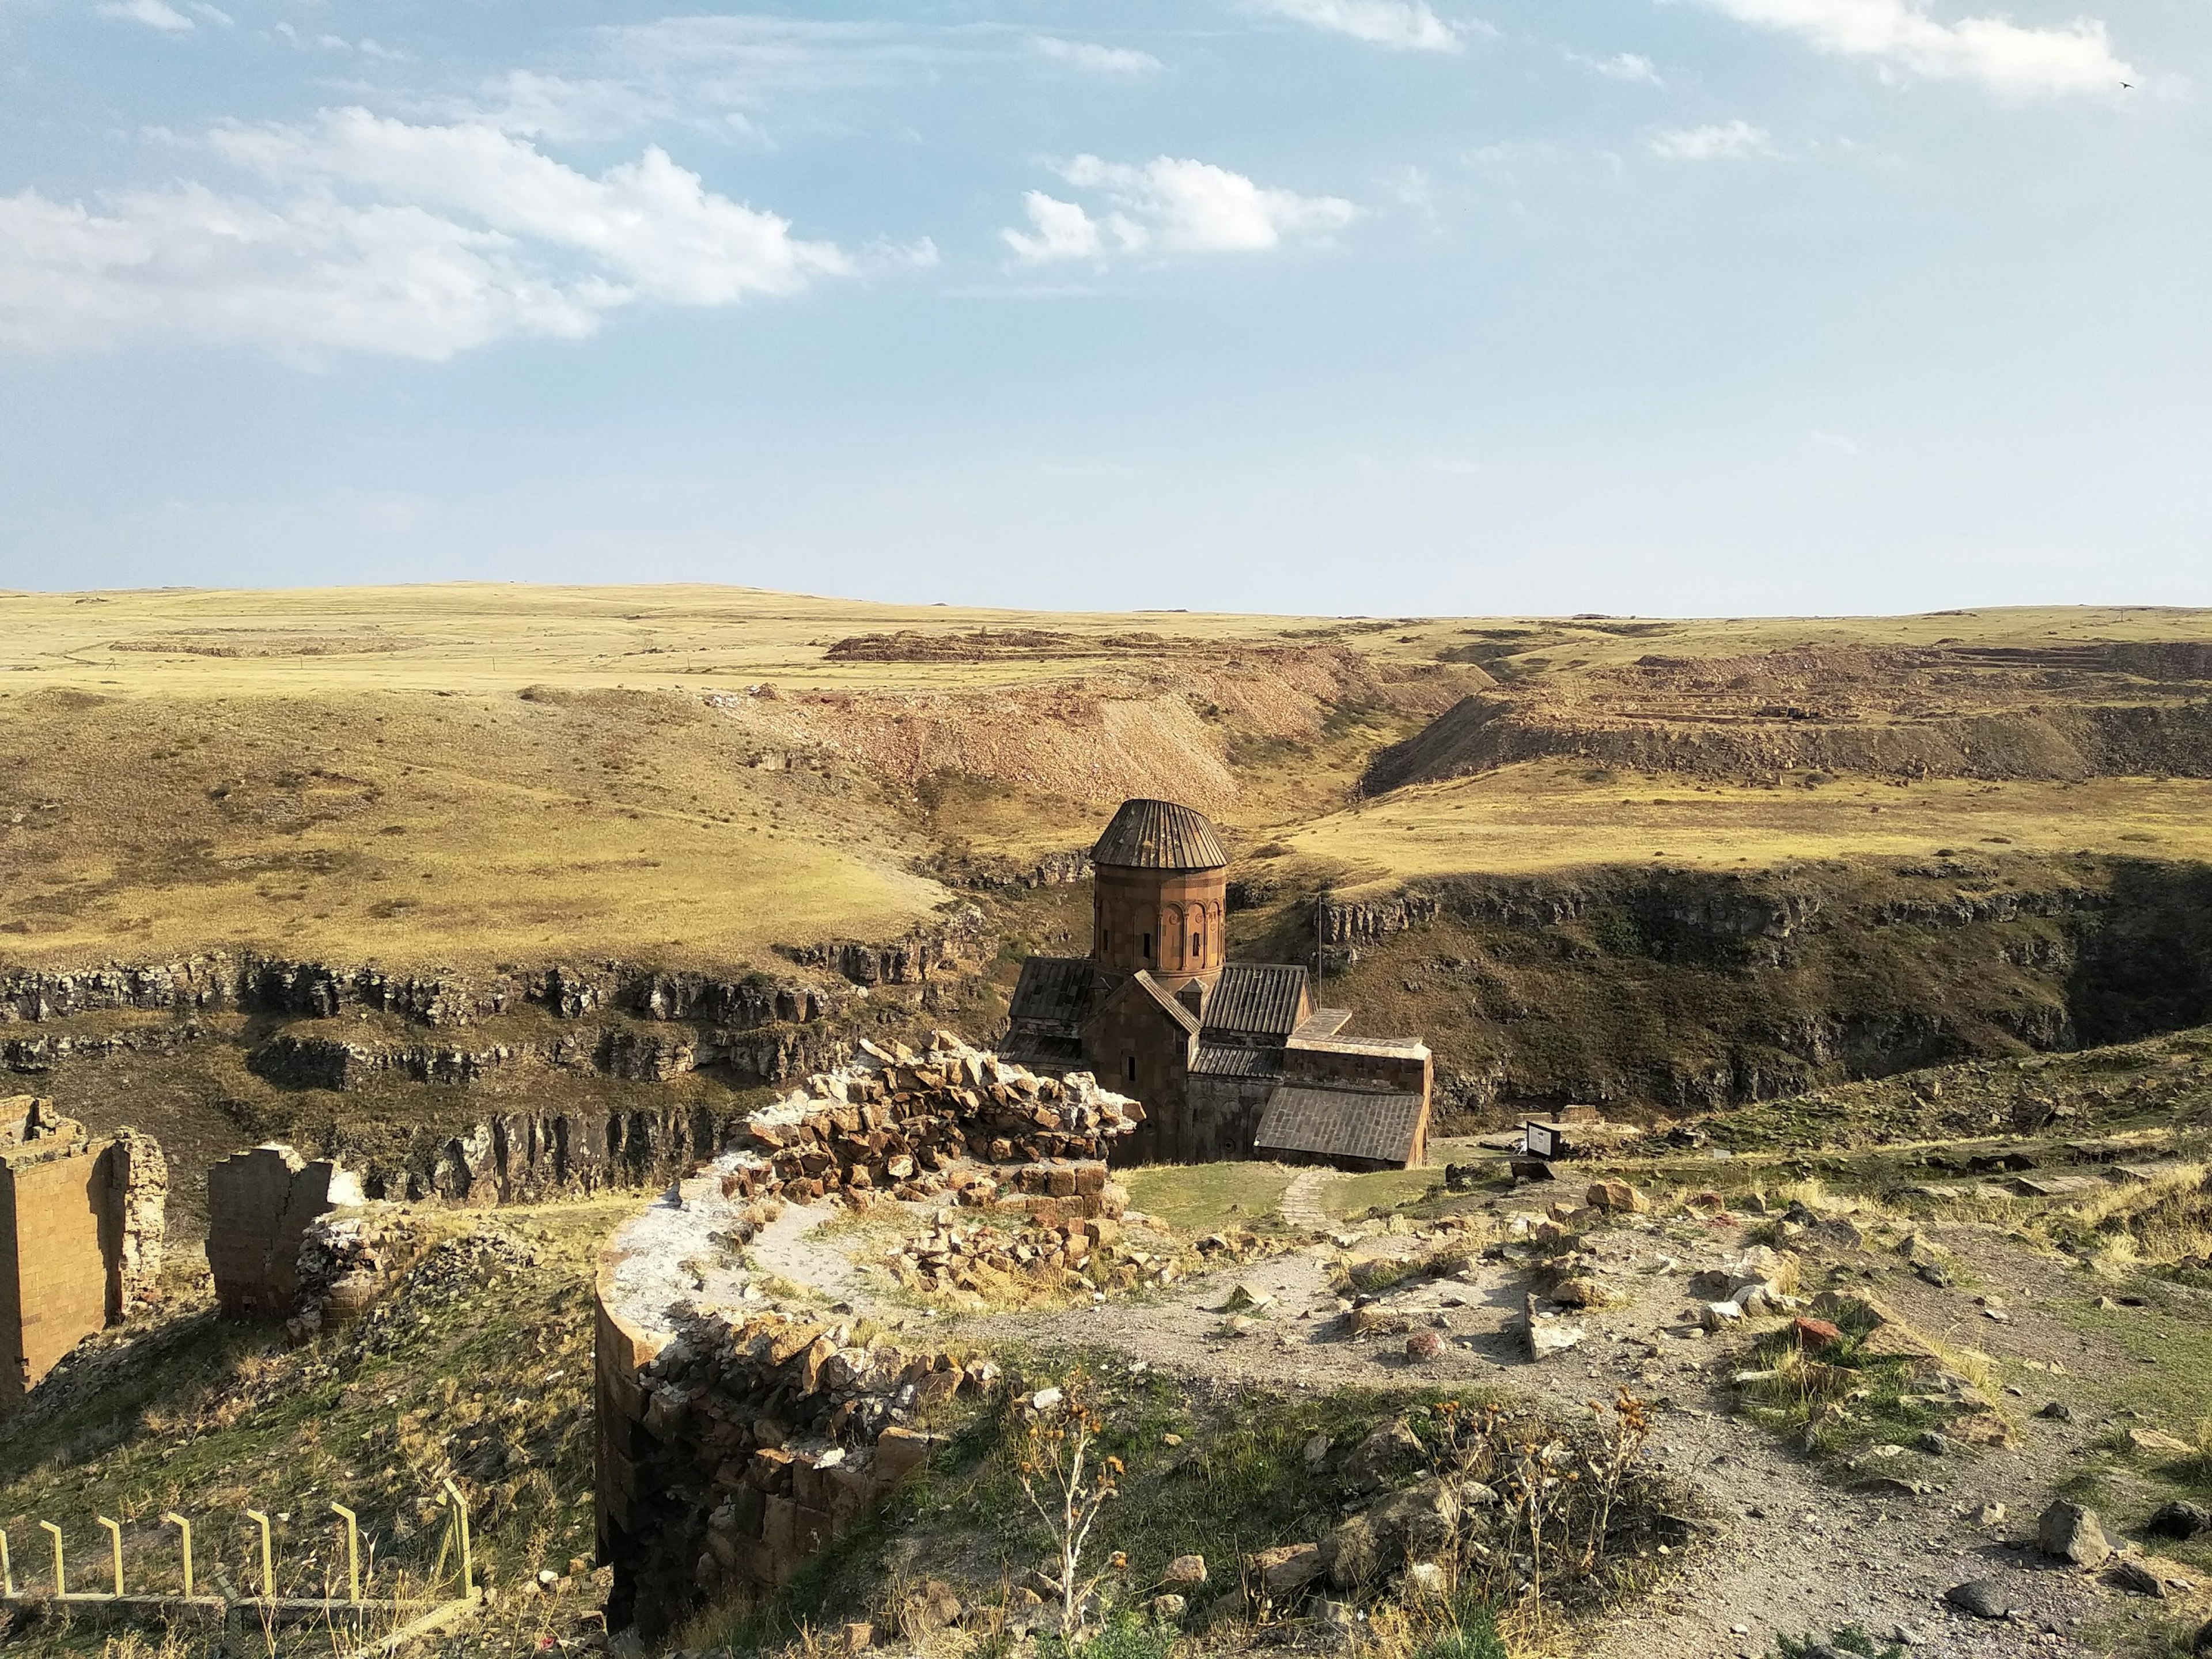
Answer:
top-left (1090, 798), bottom-right (1228, 871)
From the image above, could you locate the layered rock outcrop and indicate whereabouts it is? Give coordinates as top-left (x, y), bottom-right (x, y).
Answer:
top-left (0, 955), bottom-right (844, 1029)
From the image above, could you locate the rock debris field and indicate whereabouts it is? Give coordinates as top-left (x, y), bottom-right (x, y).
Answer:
top-left (615, 1153), bottom-right (2212, 1659)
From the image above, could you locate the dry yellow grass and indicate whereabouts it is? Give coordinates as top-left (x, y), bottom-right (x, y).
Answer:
top-left (6, 586), bottom-right (2212, 968)
top-left (0, 582), bottom-right (1357, 698)
top-left (0, 682), bottom-right (940, 968)
top-left (1274, 762), bottom-right (2212, 893)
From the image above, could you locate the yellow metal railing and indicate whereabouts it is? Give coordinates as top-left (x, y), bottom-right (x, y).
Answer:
top-left (0, 1487), bottom-right (484, 1627)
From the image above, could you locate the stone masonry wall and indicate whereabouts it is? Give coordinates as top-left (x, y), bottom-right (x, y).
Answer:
top-left (1, 1135), bottom-right (109, 1410)
top-left (1, 1097), bottom-right (167, 1411)
top-left (206, 1144), bottom-right (363, 1319)
top-left (721, 1033), bottom-right (1143, 1206)
top-left (596, 1185), bottom-right (994, 1638)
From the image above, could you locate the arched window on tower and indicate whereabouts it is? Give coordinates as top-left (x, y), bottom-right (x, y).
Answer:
top-left (1124, 1055), bottom-right (1137, 1085)
top-left (1142, 931), bottom-right (1152, 960)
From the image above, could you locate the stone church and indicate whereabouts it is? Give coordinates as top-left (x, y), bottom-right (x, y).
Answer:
top-left (1003, 799), bottom-right (1432, 1171)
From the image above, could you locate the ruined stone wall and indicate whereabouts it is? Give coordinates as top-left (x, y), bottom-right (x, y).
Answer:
top-left (723, 1035), bottom-right (1142, 1205)
top-left (103, 1127), bottom-right (168, 1317)
top-left (596, 1233), bottom-right (989, 1638)
top-left (596, 1036), bottom-right (1137, 1631)
top-left (206, 1144), bottom-right (363, 1318)
top-left (0, 1134), bottom-right (109, 1410)
top-left (1, 1099), bottom-right (167, 1409)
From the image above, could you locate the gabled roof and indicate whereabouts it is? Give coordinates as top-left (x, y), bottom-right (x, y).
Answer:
top-left (1090, 799), bottom-right (1229, 872)
top-left (1192, 1042), bottom-right (1283, 1080)
top-left (1006, 956), bottom-right (1103, 1032)
top-left (1200, 963), bottom-right (1309, 1044)
top-left (1254, 1083), bottom-right (1427, 1166)
top-left (1085, 969), bottom-right (1201, 1038)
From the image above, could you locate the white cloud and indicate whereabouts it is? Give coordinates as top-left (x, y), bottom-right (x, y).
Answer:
top-left (207, 109), bottom-right (844, 306)
top-left (1001, 192), bottom-right (1105, 263)
top-left (1646, 119), bottom-right (1773, 158)
top-left (1571, 50), bottom-right (1662, 82)
top-left (1028, 36), bottom-right (1165, 75)
top-left (0, 111), bottom-right (849, 360)
top-left (1003, 155), bottom-right (1358, 263)
top-left (99, 0), bottom-right (194, 32)
top-left (1810, 429), bottom-right (1862, 453)
top-left (1244, 0), bottom-right (1471, 54)
top-left (1688, 0), bottom-right (2135, 97)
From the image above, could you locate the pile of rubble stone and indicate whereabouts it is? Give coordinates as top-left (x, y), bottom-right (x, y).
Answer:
top-left (720, 1032), bottom-right (1142, 1207)
top-left (289, 1202), bottom-right (427, 1341)
top-left (882, 1211), bottom-right (1152, 1306)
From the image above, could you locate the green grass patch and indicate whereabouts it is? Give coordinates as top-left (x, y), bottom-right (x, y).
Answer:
top-left (1732, 1305), bottom-right (1950, 1461)
top-left (1122, 1164), bottom-right (1299, 1234)
top-left (1328, 1166), bottom-right (1443, 1219)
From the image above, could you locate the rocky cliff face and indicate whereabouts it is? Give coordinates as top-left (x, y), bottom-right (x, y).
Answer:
top-left (0, 952), bottom-right (851, 1029)
top-left (0, 913), bottom-right (991, 1029)
top-left (1308, 855), bottom-right (2212, 1120)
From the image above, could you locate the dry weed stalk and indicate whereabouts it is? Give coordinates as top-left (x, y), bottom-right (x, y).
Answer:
top-left (1016, 1374), bottom-right (1123, 1646)
top-left (1575, 1390), bottom-right (1653, 1575)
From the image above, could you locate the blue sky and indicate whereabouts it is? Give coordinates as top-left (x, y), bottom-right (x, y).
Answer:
top-left (1, 0), bottom-right (2203, 615)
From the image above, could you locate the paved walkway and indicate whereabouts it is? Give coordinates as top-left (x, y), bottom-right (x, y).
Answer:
top-left (1277, 1167), bottom-right (1338, 1233)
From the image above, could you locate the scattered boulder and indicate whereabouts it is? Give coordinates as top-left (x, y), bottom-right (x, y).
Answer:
top-left (2122, 1426), bottom-right (2195, 1457)
top-left (1251, 1543), bottom-right (1323, 1600)
top-left (1406, 1330), bottom-right (1445, 1362)
top-left (1526, 1296), bottom-right (1588, 1359)
top-left (1944, 1580), bottom-right (2013, 1620)
top-left (2152, 1501), bottom-right (2211, 1540)
top-left (1793, 1317), bottom-right (1844, 1352)
top-left (2038, 1500), bottom-right (2110, 1569)
top-left (1585, 1179), bottom-right (1648, 1214)
top-left (1150, 1594), bottom-right (1187, 1622)
top-left (2109, 1558), bottom-right (2164, 1598)
top-left (1321, 1514), bottom-right (1377, 1592)
top-left (1341, 1419), bottom-right (1424, 1491)
top-left (2037, 1400), bottom-right (2074, 1422)
top-left (1369, 1476), bottom-right (1462, 1559)
top-left (1161, 1554), bottom-right (1208, 1588)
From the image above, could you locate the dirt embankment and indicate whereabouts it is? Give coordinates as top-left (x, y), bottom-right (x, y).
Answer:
top-left (727, 645), bottom-right (1477, 811)
top-left (1366, 644), bottom-right (2212, 792)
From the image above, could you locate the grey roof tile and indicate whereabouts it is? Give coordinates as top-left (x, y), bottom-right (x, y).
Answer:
top-left (1254, 1082), bottom-right (1426, 1165)
top-left (1200, 963), bottom-right (1309, 1042)
top-left (1090, 799), bottom-right (1228, 870)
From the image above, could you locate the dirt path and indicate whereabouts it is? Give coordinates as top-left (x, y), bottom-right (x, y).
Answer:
top-left (757, 1191), bottom-right (2147, 1659)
